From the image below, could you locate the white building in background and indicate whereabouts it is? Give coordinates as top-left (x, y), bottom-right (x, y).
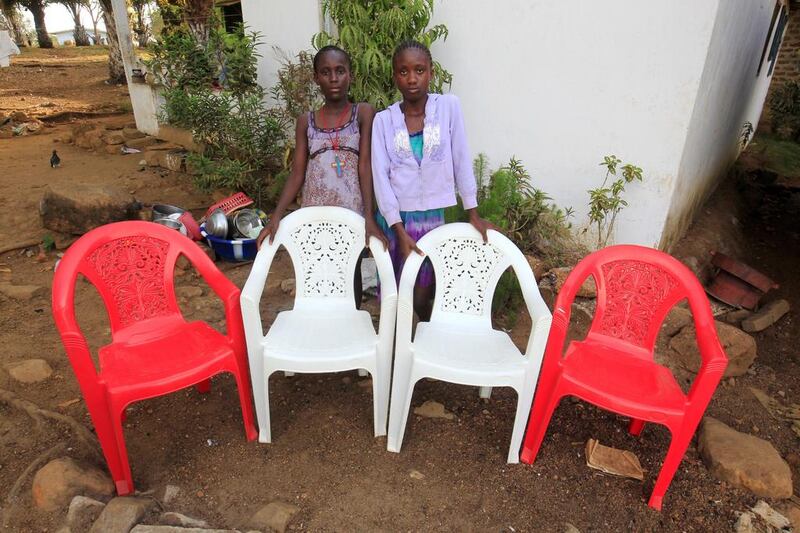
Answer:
top-left (240, 0), bottom-right (787, 250)
top-left (49, 28), bottom-right (108, 45)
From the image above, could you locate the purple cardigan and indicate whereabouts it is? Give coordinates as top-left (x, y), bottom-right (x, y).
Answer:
top-left (371, 93), bottom-right (478, 227)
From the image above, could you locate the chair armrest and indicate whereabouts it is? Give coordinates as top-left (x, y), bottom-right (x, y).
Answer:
top-left (240, 240), bottom-right (281, 359)
top-left (685, 298), bottom-right (728, 406)
top-left (370, 236), bottom-right (398, 354)
top-left (394, 251), bottom-right (425, 360)
top-left (517, 266), bottom-right (553, 361)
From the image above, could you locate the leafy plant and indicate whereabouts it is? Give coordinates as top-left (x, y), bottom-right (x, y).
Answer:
top-left (585, 155), bottom-right (643, 249)
top-left (312, 0), bottom-right (452, 109)
top-left (769, 81), bottom-right (800, 141)
top-left (270, 49), bottom-right (323, 135)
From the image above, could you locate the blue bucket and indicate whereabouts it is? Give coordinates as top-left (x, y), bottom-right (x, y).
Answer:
top-left (200, 224), bottom-right (258, 262)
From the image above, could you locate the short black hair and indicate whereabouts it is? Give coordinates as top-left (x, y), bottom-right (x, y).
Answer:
top-left (313, 45), bottom-right (352, 72)
top-left (392, 40), bottom-right (432, 68)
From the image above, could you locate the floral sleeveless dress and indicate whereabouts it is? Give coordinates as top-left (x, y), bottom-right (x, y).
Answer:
top-left (301, 104), bottom-right (364, 214)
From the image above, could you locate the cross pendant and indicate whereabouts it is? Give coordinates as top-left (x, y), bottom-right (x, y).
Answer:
top-left (331, 155), bottom-right (345, 178)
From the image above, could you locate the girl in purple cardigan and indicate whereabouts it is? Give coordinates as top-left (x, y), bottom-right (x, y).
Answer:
top-left (372, 40), bottom-right (494, 320)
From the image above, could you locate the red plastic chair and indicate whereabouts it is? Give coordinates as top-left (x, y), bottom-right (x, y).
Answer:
top-left (52, 221), bottom-right (257, 495)
top-left (520, 245), bottom-right (727, 510)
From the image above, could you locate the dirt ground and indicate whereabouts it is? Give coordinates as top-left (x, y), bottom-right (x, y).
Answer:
top-left (1, 48), bottom-right (799, 532)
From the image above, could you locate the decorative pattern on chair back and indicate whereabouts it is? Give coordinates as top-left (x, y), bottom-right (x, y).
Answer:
top-left (596, 259), bottom-right (679, 348)
top-left (290, 221), bottom-right (359, 298)
top-left (435, 238), bottom-right (505, 316)
top-left (86, 236), bottom-right (172, 329)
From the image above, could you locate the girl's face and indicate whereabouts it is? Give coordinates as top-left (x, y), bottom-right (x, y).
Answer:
top-left (393, 48), bottom-right (431, 103)
top-left (314, 51), bottom-right (351, 102)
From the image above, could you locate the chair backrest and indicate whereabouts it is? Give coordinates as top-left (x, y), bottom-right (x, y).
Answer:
top-left (408, 223), bottom-right (536, 328)
top-left (268, 206), bottom-right (367, 310)
top-left (560, 244), bottom-right (712, 354)
top-left (53, 221), bottom-right (204, 339)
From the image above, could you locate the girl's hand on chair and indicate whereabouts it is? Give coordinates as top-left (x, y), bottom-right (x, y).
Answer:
top-left (256, 216), bottom-right (281, 250)
top-left (365, 217), bottom-right (389, 250)
top-left (396, 226), bottom-right (423, 259)
top-left (468, 210), bottom-right (499, 244)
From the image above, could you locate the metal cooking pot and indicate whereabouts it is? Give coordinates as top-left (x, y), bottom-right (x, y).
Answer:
top-left (204, 208), bottom-right (229, 239)
top-left (151, 204), bottom-right (185, 221)
top-left (153, 217), bottom-right (188, 236)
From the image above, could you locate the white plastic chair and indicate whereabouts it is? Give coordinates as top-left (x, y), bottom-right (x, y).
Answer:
top-left (240, 206), bottom-right (397, 442)
top-left (386, 223), bottom-right (552, 463)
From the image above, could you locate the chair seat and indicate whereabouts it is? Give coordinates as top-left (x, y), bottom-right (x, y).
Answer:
top-left (560, 339), bottom-right (687, 417)
top-left (414, 322), bottom-right (526, 375)
top-left (99, 321), bottom-right (234, 394)
top-left (262, 308), bottom-right (377, 360)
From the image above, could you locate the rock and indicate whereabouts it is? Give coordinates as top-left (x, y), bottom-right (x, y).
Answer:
top-left (131, 527), bottom-right (238, 533)
top-left (698, 417), bottom-right (793, 499)
top-left (549, 267), bottom-right (596, 298)
top-left (247, 502), bottom-right (300, 533)
top-left (67, 495), bottom-right (106, 531)
top-left (525, 255), bottom-right (546, 280)
top-left (175, 286), bottom-right (204, 299)
top-left (409, 469), bottom-right (425, 480)
top-left (719, 309), bottom-right (753, 326)
top-left (280, 279), bottom-right (296, 296)
top-left (123, 127), bottom-right (145, 140)
top-left (4, 358), bottom-right (53, 383)
top-left (160, 512), bottom-right (209, 528)
top-left (32, 458), bottom-right (114, 512)
top-left (0, 283), bottom-right (47, 301)
top-left (776, 500), bottom-right (800, 528)
top-left (125, 136), bottom-right (157, 150)
top-left (564, 524), bottom-right (581, 533)
top-left (742, 299), bottom-right (791, 333)
top-left (161, 485), bottom-right (180, 505)
top-left (751, 500), bottom-right (791, 530)
top-left (156, 125), bottom-right (204, 153)
top-left (669, 321), bottom-right (756, 377)
top-left (105, 144), bottom-right (122, 155)
top-left (160, 151), bottom-right (185, 172)
top-left (414, 400), bottom-right (455, 420)
top-left (660, 306), bottom-right (693, 338)
top-left (89, 130), bottom-right (106, 150)
top-left (59, 131), bottom-right (75, 144)
top-left (144, 150), bottom-right (162, 166)
top-left (0, 129), bottom-right (13, 139)
top-left (40, 183), bottom-right (141, 235)
top-left (102, 131), bottom-right (126, 145)
top-left (144, 142), bottom-right (182, 152)
top-left (90, 497), bottom-right (154, 533)
top-left (11, 110), bottom-right (29, 122)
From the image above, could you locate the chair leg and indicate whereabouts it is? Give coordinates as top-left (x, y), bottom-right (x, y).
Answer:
top-left (255, 370), bottom-right (273, 444)
top-left (86, 401), bottom-right (132, 495)
top-left (629, 418), bottom-right (646, 437)
top-left (231, 368), bottom-right (258, 441)
top-left (520, 387), bottom-right (562, 465)
top-left (479, 386), bottom-right (492, 399)
top-left (109, 407), bottom-right (134, 495)
top-left (196, 378), bottom-right (211, 394)
top-left (507, 383), bottom-right (537, 464)
top-left (387, 380), bottom-right (417, 453)
top-left (371, 366), bottom-right (389, 438)
top-left (648, 424), bottom-right (696, 511)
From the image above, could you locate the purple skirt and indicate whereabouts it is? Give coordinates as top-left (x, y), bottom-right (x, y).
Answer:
top-left (376, 208), bottom-right (445, 289)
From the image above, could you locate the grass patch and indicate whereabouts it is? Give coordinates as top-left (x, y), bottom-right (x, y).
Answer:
top-left (748, 134), bottom-right (800, 177)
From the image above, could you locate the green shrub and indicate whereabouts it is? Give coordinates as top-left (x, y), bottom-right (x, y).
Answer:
top-left (270, 50), bottom-right (322, 134)
top-left (769, 81), bottom-right (800, 140)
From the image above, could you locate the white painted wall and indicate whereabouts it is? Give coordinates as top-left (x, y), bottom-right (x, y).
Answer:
top-left (241, 0), bottom-right (323, 103)
top-left (661, 0), bottom-right (781, 249)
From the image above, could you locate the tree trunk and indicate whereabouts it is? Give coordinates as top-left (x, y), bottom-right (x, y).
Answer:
top-left (99, 0), bottom-right (125, 83)
top-left (132, 3), bottom-right (147, 47)
top-left (66, 3), bottom-right (91, 46)
top-left (183, 0), bottom-right (213, 47)
top-left (1, 1), bottom-right (25, 45)
top-left (28, 0), bottom-right (52, 48)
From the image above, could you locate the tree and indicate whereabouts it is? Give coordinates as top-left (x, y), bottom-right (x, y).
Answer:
top-left (180, 0), bottom-right (212, 45)
top-left (130, 0), bottom-right (148, 47)
top-left (98, 0), bottom-right (124, 81)
top-left (0, 0), bottom-right (26, 45)
top-left (85, 0), bottom-right (102, 43)
top-left (59, 0), bottom-right (91, 46)
top-left (18, 0), bottom-right (52, 48)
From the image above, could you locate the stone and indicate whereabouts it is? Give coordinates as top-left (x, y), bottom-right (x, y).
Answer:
top-left (90, 496), bottom-right (154, 533)
top-left (131, 527), bottom-right (238, 533)
top-left (247, 502), bottom-right (300, 533)
top-left (409, 469), bottom-right (425, 480)
top-left (719, 309), bottom-right (753, 326)
top-left (144, 142), bottom-right (182, 152)
top-left (776, 500), bottom-right (800, 528)
top-left (549, 267), bottom-right (596, 298)
top-left (125, 136), bottom-right (157, 150)
top-left (0, 283), bottom-right (47, 301)
top-left (161, 485), bottom-right (180, 505)
top-left (414, 400), bottom-right (455, 420)
top-left (105, 144), bottom-right (122, 155)
top-left (669, 321), bottom-right (756, 377)
top-left (659, 306), bottom-right (693, 338)
top-left (11, 110), bottom-right (29, 122)
top-left (0, 129), bottom-right (13, 139)
top-left (59, 131), bottom-right (75, 144)
top-left (4, 359), bottom-right (53, 383)
top-left (102, 131), bottom-right (126, 145)
top-left (160, 512), bottom-right (209, 528)
top-left (525, 255), bottom-right (546, 280)
top-left (175, 286), bottom-right (204, 299)
top-left (40, 183), bottom-right (141, 235)
top-left (67, 495), bottom-right (106, 531)
top-left (564, 524), bottom-right (581, 533)
top-left (144, 150), bottom-right (162, 166)
top-left (698, 417), bottom-right (793, 499)
top-left (32, 458), bottom-right (114, 512)
top-left (156, 125), bottom-right (204, 153)
top-left (123, 127), bottom-right (145, 140)
top-left (280, 279), bottom-right (296, 296)
top-left (751, 500), bottom-right (791, 530)
top-left (160, 151), bottom-right (185, 172)
top-left (741, 299), bottom-right (791, 333)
